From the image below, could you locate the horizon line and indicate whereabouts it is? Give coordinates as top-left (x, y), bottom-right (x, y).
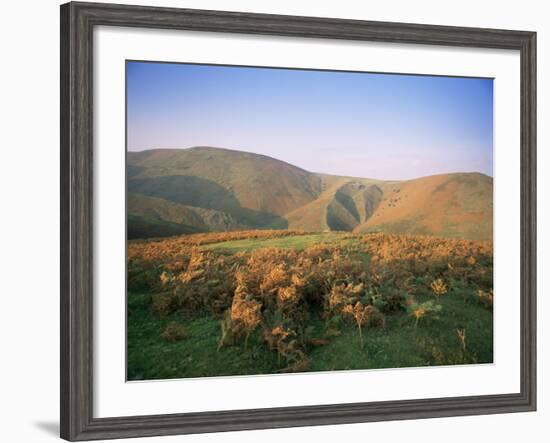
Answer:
top-left (127, 146), bottom-right (494, 182)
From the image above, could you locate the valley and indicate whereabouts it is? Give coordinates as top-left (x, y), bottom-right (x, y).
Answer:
top-left (128, 146), bottom-right (493, 240)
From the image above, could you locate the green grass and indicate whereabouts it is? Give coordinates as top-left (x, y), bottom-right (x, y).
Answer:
top-left (310, 288), bottom-right (493, 371)
top-left (202, 232), bottom-right (350, 252)
top-left (128, 285), bottom-right (493, 381)
top-left (365, 218), bottom-right (431, 236)
top-left (128, 231), bottom-right (492, 380)
top-left (128, 292), bottom-right (280, 380)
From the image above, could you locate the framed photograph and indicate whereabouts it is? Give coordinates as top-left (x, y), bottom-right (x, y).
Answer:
top-left (60, 1), bottom-right (536, 441)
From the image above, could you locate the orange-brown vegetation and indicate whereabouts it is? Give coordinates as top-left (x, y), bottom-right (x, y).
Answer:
top-left (128, 230), bottom-right (493, 372)
top-left (354, 173), bottom-right (493, 240)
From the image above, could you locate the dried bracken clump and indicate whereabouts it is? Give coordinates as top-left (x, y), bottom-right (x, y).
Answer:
top-left (360, 233), bottom-right (492, 284)
top-left (277, 285), bottom-right (301, 312)
top-left (456, 328), bottom-right (466, 350)
top-left (263, 324), bottom-right (307, 369)
top-left (259, 264), bottom-right (288, 295)
top-left (477, 289), bottom-right (493, 310)
top-left (327, 282), bottom-right (364, 313)
top-left (159, 270), bottom-right (174, 287)
top-left (230, 286), bottom-right (262, 349)
top-left (411, 305), bottom-right (426, 327)
top-left (176, 248), bottom-right (206, 284)
top-left (217, 310), bottom-right (241, 350)
top-left (342, 301), bottom-right (373, 346)
top-left (161, 322), bottom-right (188, 342)
top-left (230, 297), bottom-right (262, 332)
top-left (430, 278), bottom-right (448, 297)
top-left (151, 292), bottom-right (175, 316)
top-left (408, 300), bottom-right (442, 328)
top-left (154, 247), bottom-right (238, 315)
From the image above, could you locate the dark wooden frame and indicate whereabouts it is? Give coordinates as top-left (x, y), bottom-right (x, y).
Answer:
top-left (60, 1), bottom-right (537, 441)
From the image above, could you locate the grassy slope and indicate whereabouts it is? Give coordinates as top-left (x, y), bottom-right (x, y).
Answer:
top-left (128, 193), bottom-right (241, 233)
top-left (354, 173), bottom-right (493, 240)
top-left (128, 147), bottom-right (322, 217)
top-left (128, 292), bottom-right (280, 379)
top-left (127, 232), bottom-right (493, 380)
top-left (202, 232), bottom-right (348, 252)
top-left (128, 281), bottom-right (492, 380)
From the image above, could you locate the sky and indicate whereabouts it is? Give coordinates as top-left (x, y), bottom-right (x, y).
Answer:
top-left (127, 61), bottom-right (493, 180)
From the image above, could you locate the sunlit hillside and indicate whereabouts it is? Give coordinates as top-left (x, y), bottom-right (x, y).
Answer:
top-left (128, 147), bottom-right (493, 240)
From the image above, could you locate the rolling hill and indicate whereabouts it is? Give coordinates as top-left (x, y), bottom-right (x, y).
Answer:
top-left (285, 175), bottom-right (384, 232)
top-left (127, 193), bottom-right (242, 239)
top-left (127, 147), bottom-right (493, 240)
top-left (353, 173), bottom-right (493, 240)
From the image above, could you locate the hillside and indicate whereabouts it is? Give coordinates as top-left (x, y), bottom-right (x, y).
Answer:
top-left (128, 146), bottom-right (321, 215)
top-left (127, 193), bottom-right (241, 239)
top-left (127, 147), bottom-right (492, 240)
top-left (353, 173), bottom-right (493, 240)
top-left (286, 175), bottom-right (384, 232)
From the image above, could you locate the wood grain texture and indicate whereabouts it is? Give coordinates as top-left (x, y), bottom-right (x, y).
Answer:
top-left (60, 2), bottom-right (537, 441)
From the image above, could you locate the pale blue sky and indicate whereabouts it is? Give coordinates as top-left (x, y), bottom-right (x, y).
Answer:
top-left (127, 61), bottom-right (493, 180)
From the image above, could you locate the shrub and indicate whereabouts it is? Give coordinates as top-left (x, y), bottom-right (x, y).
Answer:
top-left (161, 322), bottom-right (188, 341)
top-left (477, 289), bottom-right (494, 310)
top-left (456, 328), bottom-right (466, 350)
top-left (151, 292), bottom-right (176, 316)
top-left (128, 230), bottom-right (493, 368)
top-left (430, 278), bottom-right (448, 297)
top-left (407, 300), bottom-right (442, 328)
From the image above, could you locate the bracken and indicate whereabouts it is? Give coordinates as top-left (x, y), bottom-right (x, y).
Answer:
top-left (128, 230), bottom-right (493, 368)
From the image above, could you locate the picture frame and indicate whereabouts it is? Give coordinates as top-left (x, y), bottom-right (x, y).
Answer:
top-left (60, 1), bottom-right (536, 441)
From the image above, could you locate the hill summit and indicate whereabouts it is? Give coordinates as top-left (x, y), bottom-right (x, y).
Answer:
top-left (127, 147), bottom-right (492, 240)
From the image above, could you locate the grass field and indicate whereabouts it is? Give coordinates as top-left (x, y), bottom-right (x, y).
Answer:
top-left (202, 232), bottom-right (349, 252)
top-left (127, 230), bottom-right (493, 380)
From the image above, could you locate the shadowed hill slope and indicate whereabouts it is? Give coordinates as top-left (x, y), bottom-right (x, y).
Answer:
top-left (127, 147), bottom-right (492, 240)
top-left (128, 193), bottom-right (242, 234)
top-left (285, 176), bottom-right (384, 232)
top-left (128, 147), bottom-right (322, 216)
